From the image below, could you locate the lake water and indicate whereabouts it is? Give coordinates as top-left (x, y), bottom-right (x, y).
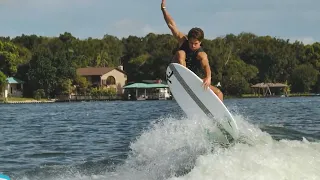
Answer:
top-left (0, 97), bottom-right (320, 180)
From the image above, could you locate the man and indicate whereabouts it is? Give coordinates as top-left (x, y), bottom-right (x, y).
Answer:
top-left (161, 0), bottom-right (224, 101)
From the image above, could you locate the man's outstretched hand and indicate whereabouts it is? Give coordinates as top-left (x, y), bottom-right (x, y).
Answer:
top-left (161, 0), bottom-right (166, 9)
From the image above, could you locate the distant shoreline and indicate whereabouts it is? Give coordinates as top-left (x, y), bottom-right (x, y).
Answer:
top-left (226, 93), bottom-right (320, 99)
top-left (1, 94), bottom-right (320, 104)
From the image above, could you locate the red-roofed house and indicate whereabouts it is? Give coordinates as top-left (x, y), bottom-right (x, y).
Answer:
top-left (76, 66), bottom-right (127, 94)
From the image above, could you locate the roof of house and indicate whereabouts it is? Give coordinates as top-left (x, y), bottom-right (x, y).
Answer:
top-left (76, 67), bottom-right (126, 76)
top-left (123, 83), bottom-right (169, 89)
top-left (6, 77), bottom-right (25, 84)
top-left (142, 79), bottom-right (166, 84)
top-left (251, 83), bottom-right (287, 88)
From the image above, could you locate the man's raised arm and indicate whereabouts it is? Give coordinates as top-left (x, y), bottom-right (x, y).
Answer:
top-left (161, 0), bottom-right (185, 44)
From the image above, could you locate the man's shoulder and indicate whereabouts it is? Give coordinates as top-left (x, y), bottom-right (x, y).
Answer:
top-left (196, 51), bottom-right (208, 61)
top-left (178, 36), bottom-right (188, 46)
top-left (197, 51), bottom-right (208, 59)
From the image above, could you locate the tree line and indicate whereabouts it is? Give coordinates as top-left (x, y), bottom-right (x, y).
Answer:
top-left (0, 32), bottom-right (319, 98)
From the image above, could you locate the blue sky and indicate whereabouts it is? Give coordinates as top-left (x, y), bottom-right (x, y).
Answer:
top-left (0, 0), bottom-right (319, 44)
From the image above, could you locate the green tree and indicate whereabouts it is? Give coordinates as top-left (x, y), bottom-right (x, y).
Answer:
top-left (58, 78), bottom-right (73, 95)
top-left (290, 64), bottom-right (319, 93)
top-left (74, 75), bottom-right (90, 94)
top-left (0, 71), bottom-right (7, 90)
top-left (0, 41), bottom-right (31, 76)
top-left (27, 46), bottom-right (57, 97)
top-left (5, 31), bottom-right (320, 96)
top-left (222, 59), bottom-right (259, 95)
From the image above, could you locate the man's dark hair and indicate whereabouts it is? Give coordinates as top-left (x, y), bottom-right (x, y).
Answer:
top-left (187, 27), bottom-right (204, 41)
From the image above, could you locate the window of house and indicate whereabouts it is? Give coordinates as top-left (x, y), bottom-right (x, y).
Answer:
top-left (106, 76), bottom-right (116, 85)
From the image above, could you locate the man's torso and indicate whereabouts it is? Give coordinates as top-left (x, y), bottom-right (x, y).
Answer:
top-left (178, 39), bottom-right (204, 77)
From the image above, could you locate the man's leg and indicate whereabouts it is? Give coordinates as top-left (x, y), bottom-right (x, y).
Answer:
top-left (172, 50), bottom-right (186, 66)
top-left (210, 85), bottom-right (224, 101)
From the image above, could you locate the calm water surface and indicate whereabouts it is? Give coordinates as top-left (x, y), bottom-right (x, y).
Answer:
top-left (0, 97), bottom-right (319, 180)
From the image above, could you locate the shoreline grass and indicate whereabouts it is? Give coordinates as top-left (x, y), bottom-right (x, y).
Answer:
top-left (0, 97), bottom-right (50, 102)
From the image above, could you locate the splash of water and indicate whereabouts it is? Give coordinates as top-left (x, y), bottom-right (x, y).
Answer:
top-left (109, 114), bottom-right (320, 180)
top-left (168, 138), bottom-right (320, 180)
top-left (108, 115), bottom-right (217, 180)
top-left (15, 114), bottom-right (320, 180)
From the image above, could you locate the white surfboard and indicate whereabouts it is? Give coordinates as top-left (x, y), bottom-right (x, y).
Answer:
top-left (166, 63), bottom-right (239, 144)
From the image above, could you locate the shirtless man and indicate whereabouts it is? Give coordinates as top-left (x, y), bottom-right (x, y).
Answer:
top-left (161, 0), bottom-right (224, 101)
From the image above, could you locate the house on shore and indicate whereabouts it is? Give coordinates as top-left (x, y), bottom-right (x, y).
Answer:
top-left (76, 66), bottom-right (127, 94)
top-left (251, 82), bottom-right (288, 97)
top-left (123, 79), bottom-right (171, 100)
top-left (1, 77), bottom-right (25, 98)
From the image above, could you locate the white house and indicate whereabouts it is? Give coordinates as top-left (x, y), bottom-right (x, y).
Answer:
top-left (3, 77), bottom-right (24, 98)
top-left (76, 66), bottom-right (127, 94)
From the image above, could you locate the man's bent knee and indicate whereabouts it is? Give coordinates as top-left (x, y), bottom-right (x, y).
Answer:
top-left (173, 50), bottom-right (186, 66)
top-left (210, 85), bottom-right (224, 101)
